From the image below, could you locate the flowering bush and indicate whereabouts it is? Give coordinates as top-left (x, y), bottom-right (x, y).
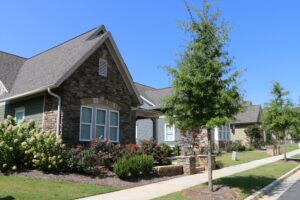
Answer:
top-left (140, 139), bottom-right (171, 165)
top-left (0, 116), bottom-right (65, 171)
top-left (23, 131), bottom-right (65, 171)
top-left (0, 116), bottom-right (35, 171)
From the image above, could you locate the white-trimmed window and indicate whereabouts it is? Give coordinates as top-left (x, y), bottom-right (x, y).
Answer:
top-left (95, 108), bottom-right (106, 140)
top-left (98, 58), bottom-right (108, 77)
top-left (109, 110), bottom-right (119, 142)
top-left (80, 106), bottom-right (93, 141)
top-left (15, 107), bottom-right (25, 124)
top-left (164, 123), bottom-right (175, 141)
top-left (218, 125), bottom-right (230, 141)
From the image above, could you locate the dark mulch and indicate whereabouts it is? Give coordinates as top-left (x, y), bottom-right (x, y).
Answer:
top-left (0, 169), bottom-right (183, 190)
top-left (182, 185), bottom-right (240, 200)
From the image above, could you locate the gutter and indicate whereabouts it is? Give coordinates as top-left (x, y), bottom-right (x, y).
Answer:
top-left (47, 88), bottom-right (61, 136)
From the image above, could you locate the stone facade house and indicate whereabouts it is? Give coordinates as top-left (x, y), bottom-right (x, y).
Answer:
top-left (0, 25), bottom-right (155, 145)
top-left (135, 83), bottom-right (262, 148)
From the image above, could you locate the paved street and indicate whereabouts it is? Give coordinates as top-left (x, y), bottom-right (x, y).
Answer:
top-left (279, 175), bottom-right (300, 200)
top-left (259, 169), bottom-right (300, 200)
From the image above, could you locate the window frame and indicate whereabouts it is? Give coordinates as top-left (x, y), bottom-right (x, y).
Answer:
top-left (95, 108), bottom-right (107, 140)
top-left (108, 110), bottom-right (119, 142)
top-left (164, 123), bottom-right (175, 142)
top-left (79, 106), bottom-right (94, 141)
top-left (15, 107), bottom-right (25, 124)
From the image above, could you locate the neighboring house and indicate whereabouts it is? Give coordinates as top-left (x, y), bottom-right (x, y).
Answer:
top-left (135, 83), bottom-right (262, 148)
top-left (0, 25), bottom-right (154, 146)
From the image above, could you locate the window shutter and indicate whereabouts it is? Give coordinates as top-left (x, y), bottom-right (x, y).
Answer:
top-left (98, 58), bottom-right (108, 77)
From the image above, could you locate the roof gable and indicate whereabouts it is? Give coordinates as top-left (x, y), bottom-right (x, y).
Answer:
top-left (0, 26), bottom-right (141, 105)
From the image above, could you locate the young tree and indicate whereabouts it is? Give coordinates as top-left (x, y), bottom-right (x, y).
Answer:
top-left (262, 82), bottom-right (296, 161)
top-left (164, 1), bottom-right (242, 192)
top-left (244, 125), bottom-right (263, 148)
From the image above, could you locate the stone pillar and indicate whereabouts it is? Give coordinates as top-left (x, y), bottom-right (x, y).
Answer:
top-left (176, 156), bottom-right (196, 175)
top-left (198, 155), bottom-right (216, 171)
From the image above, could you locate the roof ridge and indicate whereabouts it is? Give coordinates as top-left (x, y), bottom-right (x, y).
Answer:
top-left (134, 82), bottom-right (157, 90)
top-left (27, 27), bottom-right (98, 60)
top-left (0, 51), bottom-right (27, 59)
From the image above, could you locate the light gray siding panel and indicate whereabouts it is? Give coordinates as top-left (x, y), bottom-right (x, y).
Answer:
top-left (157, 118), bottom-right (180, 147)
top-left (136, 119), bottom-right (153, 143)
top-left (0, 103), bottom-right (5, 121)
top-left (5, 95), bottom-right (44, 128)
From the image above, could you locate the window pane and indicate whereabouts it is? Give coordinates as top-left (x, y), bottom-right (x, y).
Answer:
top-left (80, 124), bottom-right (91, 140)
top-left (96, 109), bottom-right (106, 125)
top-left (110, 127), bottom-right (118, 141)
top-left (110, 112), bottom-right (118, 126)
top-left (96, 126), bottom-right (105, 139)
top-left (81, 107), bottom-right (92, 123)
top-left (15, 111), bottom-right (24, 124)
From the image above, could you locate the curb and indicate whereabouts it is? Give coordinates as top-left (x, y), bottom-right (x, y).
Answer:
top-left (244, 164), bottom-right (300, 200)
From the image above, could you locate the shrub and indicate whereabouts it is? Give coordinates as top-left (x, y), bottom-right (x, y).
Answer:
top-left (226, 140), bottom-right (246, 152)
top-left (0, 116), bottom-right (35, 170)
top-left (24, 131), bottom-right (66, 171)
top-left (245, 125), bottom-right (263, 148)
top-left (113, 155), bottom-right (153, 179)
top-left (172, 144), bottom-right (181, 156)
top-left (113, 157), bottom-right (130, 179)
top-left (140, 139), bottom-right (171, 165)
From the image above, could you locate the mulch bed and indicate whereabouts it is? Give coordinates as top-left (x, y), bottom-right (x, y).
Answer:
top-left (0, 169), bottom-right (183, 190)
top-left (182, 185), bottom-right (240, 200)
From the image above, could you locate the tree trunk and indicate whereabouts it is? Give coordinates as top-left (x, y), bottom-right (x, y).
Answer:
top-left (283, 129), bottom-right (287, 162)
top-left (207, 129), bottom-right (213, 192)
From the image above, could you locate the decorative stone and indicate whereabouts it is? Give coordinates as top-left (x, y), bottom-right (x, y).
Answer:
top-left (197, 155), bottom-right (216, 171)
top-left (153, 165), bottom-right (183, 176)
top-left (176, 156), bottom-right (196, 175)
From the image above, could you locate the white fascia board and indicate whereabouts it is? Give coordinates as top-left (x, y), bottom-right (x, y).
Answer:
top-left (140, 95), bottom-right (155, 107)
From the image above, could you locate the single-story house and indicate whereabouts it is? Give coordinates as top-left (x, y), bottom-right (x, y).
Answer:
top-left (0, 25), bottom-right (159, 145)
top-left (135, 83), bottom-right (262, 147)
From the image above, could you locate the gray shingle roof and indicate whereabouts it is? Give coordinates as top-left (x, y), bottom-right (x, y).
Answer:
top-left (135, 83), bottom-right (261, 124)
top-left (0, 25), bottom-right (141, 104)
top-left (0, 52), bottom-right (26, 91)
top-left (231, 105), bottom-right (261, 124)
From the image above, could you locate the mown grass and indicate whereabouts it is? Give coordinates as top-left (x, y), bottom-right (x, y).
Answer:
top-left (215, 150), bottom-right (270, 169)
top-left (0, 175), bottom-right (117, 200)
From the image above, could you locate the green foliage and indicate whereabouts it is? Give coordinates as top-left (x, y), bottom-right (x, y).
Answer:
top-left (113, 155), bottom-right (153, 179)
top-left (263, 82), bottom-right (296, 138)
top-left (0, 116), bottom-right (34, 170)
top-left (0, 116), bottom-right (65, 171)
top-left (140, 139), bottom-right (171, 165)
top-left (172, 144), bottom-right (181, 156)
top-left (244, 125), bottom-right (263, 148)
top-left (225, 140), bottom-right (246, 152)
top-left (164, 1), bottom-right (242, 132)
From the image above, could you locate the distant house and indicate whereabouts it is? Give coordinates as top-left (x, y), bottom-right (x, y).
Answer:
top-left (135, 83), bottom-right (262, 147)
top-left (0, 25), bottom-right (156, 146)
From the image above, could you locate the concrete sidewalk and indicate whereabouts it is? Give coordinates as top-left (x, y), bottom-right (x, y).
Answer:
top-left (79, 149), bottom-right (300, 200)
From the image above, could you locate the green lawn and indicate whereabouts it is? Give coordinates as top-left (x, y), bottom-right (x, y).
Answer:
top-left (0, 176), bottom-right (116, 200)
top-left (216, 150), bottom-right (270, 169)
top-left (285, 144), bottom-right (299, 153)
top-left (292, 154), bottom-right (300, 159)
top-left (154, 160), bottom-right (299, 200)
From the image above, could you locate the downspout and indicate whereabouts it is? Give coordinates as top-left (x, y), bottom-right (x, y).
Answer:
top-left (47, 88), bottom-right (61, 136)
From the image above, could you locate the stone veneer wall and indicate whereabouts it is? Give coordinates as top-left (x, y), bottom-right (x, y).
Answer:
top-left (43, 43), bottom-right (135, 145)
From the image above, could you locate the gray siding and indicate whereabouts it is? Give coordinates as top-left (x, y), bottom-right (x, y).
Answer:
top-left (5, 95), bottom-right (44, 128)
top-left (136, 119), bottom-right (153, 143)
top-left (0, 103), bottom-right (5, 121)
top-left (157, 118), bottom-right (181, 147)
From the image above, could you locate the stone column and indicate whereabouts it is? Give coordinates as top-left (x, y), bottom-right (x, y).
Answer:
top-left (198, 155), bottom-right (216, 171)
top-left (176, 156), bottom-right (196, 175)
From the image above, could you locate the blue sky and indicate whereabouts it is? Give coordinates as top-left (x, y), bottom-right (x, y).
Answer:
top-left (1, 0), bottom-right (300, 105)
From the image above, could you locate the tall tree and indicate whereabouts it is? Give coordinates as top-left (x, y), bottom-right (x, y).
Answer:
top-left (262, 82), bottom-right (296, 161)
top-left (164, 0), bottom-right (242, 192)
